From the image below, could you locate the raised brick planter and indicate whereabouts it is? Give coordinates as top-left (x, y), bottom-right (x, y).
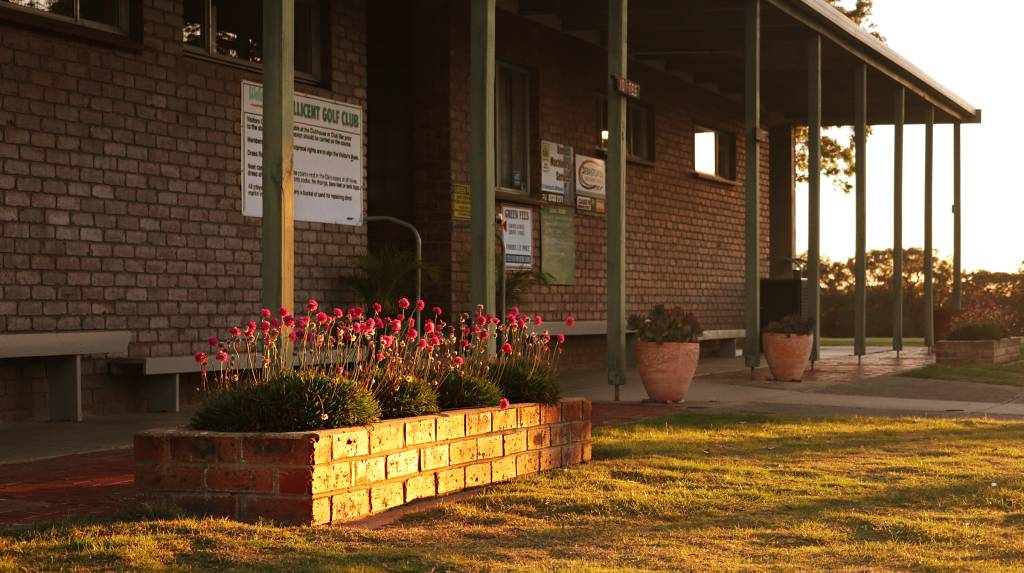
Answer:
top-left (935, 337), bottom-right (1021, 366)
top-left (133, 398), bottom-right (591, 525)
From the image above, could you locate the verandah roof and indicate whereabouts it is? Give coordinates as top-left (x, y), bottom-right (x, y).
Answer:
top-left (508, 0), bottom-right (981, 126)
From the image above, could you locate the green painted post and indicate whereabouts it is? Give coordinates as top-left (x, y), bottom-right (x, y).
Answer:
top-left (607, 0), bottom-right (628, 395)
top-left (743, 0), bottom-right (761, 370)
top-left (952, 122), bottom-right (962, 311)
top-left (853, 63), bottom-right (867, 358)
top-left (924, 107), bottom-right (935, 348)
top-left (805, 34), bottom-right (821, 364)
top-left (893, 88), bottom-right (905, 353)
top-left (470, 0), bottom-right (496, 322)
top-left (261, 0), bottom-right (295, 315)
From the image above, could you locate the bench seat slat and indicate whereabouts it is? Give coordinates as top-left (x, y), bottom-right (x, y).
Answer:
top-left (0, 331), bottom-right (131, 359)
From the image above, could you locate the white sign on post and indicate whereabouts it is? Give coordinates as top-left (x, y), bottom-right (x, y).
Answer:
top-left (241, 80), bottom-right (364, 225)
top-left (540, 140), bottom-right (572, 204)
top-left (501, 204), bottom-right (533, 270)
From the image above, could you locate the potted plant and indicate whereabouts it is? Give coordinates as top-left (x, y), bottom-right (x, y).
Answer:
top-left (762, 314), bottom-right (815, 381)
top-left (627, 305), bottom-right (703, 402)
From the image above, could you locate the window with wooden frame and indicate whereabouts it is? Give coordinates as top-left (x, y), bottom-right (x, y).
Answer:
top-left (0, 0), bottom-right (136, 38)
top-left (694, 126), bottom-right (736, 181)
top-left (182, 0), bottom-right (326, 82)
top-left (495, 62), bottom-right (530, 195)
top-left (597, 96), bottom-right (655, 162)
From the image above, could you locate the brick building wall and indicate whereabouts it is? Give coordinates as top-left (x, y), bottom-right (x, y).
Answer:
top-left (437, 4), bottom-right (773, 334)
top-left (0, 0), bottom-right (368, 423)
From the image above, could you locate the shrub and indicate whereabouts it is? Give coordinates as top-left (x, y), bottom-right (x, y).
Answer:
top-left (437, 371), bottom-right (502, 409)
top-left (190, 372), bottom-right (380, 432)
top-left (493, 358), bottom-right (560, 405)
top-left (627, 305), bottom-right (703, 343)
top-left (375, 375), bottom-right (439, 419)
top-left (946, 322), bottom-right (1008, 341)
top-left (764, 314), bottom-right (815, 336)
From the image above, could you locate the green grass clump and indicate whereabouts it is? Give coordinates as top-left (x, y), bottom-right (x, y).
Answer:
top-left (375, 375), bottom-right (439, 419)
top-left (493, 359), bottom-right (560, 405)
top-left (437, 371), bottom-right (502, 409)
top-left (946, 322), bottom-right (1008, 341)
top-left (189, 373), bottom-right (380, 432)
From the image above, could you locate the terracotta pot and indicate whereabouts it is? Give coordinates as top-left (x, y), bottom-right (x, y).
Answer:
top-left (762, 333), bottom-right (813, 381)
top-left (634, 340), bottom-right (700, 402)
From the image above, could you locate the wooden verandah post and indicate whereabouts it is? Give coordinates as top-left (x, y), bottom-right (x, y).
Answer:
top-left (261, 0), bottom-right (295, 314)
top-left (893, 88), bottom-right (905, 355)
top-left (853, 63), bottom-right (867, 360)
top-left (470, 0), bottom-right (497, 323)
top-left (743, 0), bottom-right (761, 370)
top-left (805, 34), bottom-right (821, 364)
top-left (924, 106), bottom-right (935, 348)
top-left (607, 0), bottom-right (628, 397)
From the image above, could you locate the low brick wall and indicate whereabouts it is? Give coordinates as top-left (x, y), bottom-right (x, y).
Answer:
top-left (935, 337), bottom-right (1022, 366)
top-left (134, 398), bottom-right (591, 525)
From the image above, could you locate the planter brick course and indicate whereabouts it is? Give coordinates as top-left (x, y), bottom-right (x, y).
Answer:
top-left (935, 337), bottom-right (1021, 366)
top-left (134, 398), bottom-right (591, 525)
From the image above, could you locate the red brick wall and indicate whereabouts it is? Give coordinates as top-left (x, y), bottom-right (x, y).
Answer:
top-left (439, 5), bottom-right (773, 329)
top-left (0, 0), bottom-right (368, 422)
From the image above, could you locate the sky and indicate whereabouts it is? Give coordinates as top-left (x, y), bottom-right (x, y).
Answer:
top-left (795, 0), bottom-right (1023, 273)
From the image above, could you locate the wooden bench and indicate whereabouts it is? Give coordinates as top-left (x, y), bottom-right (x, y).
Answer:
top-left (0, 331), bottom-right (131, 422)
top-left (546, 320), bottom-right (744, 357)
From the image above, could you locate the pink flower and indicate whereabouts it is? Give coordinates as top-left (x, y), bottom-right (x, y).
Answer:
top-left (315, 312), bottom-right (329, 324)
top-left (479, 330), bottom-right (490, 340)
top-left (407, 317), bottom-right (416, 328)
top-left (390, 320), bottom-right (402, 333)
top-left (509, 306), bottom-right (520, 316)
top-left (194, 351), bottom-right (207, 365)
top-left (380, 335), bottom-right (394, 348)
top-left (377, 352), bottom-right (386, 361)
top-left (461, 339), bottom-right (471, 348)
top-left (215, 350), bottom-right (229, 363)
top-left (476, 314), bottom-right (487, 326)
top-left (374, 317), bottom-right (384, 329)
top-left (333, 307), bottom-right (344, 318)
top-left (372, 302), bottom-right (382, 314)
top-left (283, 315), bottom-right (296, 327)
top-left (306, 299), bottom-right (318, 313)
top-left (417, 338), bottom-right (428, 349)
top-left (429, 335), bottom-right (441, 346)
top-left (296, 317), bottom-right (309, 328)
top-left (415, 299), bottom-right (425, 311)
top-left (288, 330), bottom-right (300, 342)
top-left (424, 320), bottom-right (435, 334)
top-left (349, 307), bottom-right (364, 318)
top-left (566, 314), bottom-right (576, 328)
top-left (489, 317), bottom-right (500, 325)
top-left (270, 318), bottom-right (280, 328)
top-left (405, 328), bottom-right (418, 340)
top-left (259, 320), bottom-right (271, 334)
top-left (534, 315), bottom-right (543, 327)
top-left (260, 308), bottom-right (272, 319)
top-left (278, 307), bottom-right (289, 317)
top-left (229, 326), bottom-right (242, 337)
top-left (398, 297), bottom-right (410, 310)
top-left (208, 336), bottom-right (219, 347)
top-left (499, 398), bottom-right (510, 410)
top-left (432, 306), bottom-right (443, 315)
top-left (556, 333), bottom-right (566, 344)
top-left (454, 356), bottom-right (465, 366)
top-left (501, 342), bottom-right (513, 354)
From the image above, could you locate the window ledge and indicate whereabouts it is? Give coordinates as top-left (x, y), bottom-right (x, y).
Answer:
top-left (693, 171), bottom-right (739, 186)
top-left (496, 189), bottom-right (544, 206)
top-left (183, 48), bottom-right (325, 87)
top-left (0, 5), bottom-right (142, 51)
top-left (592, 147), bottom-right (656, 166)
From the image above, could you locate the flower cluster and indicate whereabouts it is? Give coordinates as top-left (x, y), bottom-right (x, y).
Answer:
top-left (196, 298), bottom-right (574, 403)
top-left (951, 299), bottom-right (1020, 333)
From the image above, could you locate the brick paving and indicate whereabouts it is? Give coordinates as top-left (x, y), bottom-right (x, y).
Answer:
top-left (700, 347), bottom-right (934, 383)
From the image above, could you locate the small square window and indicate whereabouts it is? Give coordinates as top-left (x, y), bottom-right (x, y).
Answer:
top-left (694, 127), bottom-right (736, 180)
top-left (2, 0), bottom-right (130, 33)
top-left (597, 97), bottom-right (654, 162)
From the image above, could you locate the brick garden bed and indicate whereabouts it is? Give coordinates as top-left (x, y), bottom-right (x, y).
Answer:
top-left (935, 337), bottom-right (1021, 366)
top-left (134, 398), bottom-right (591, 525)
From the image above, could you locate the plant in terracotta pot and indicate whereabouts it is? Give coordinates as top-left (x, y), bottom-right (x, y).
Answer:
top-left (762, 314), bottom-right (815, 382)
top-left (627, 305), bottom-right (703, 402)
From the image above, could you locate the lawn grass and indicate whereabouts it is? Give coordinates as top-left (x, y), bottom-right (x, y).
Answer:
top-left (820, 337), bottom-right (925, 347)
top-left (5, 414), bottom-right (1024, 572)
top-left (901, 359), bottom-right (1024, 387)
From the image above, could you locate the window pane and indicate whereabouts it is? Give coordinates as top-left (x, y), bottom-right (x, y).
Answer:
top-left (2, 0), bottom-right (74, 18)
top-left (213, 0), bottom-right (262, 63)
top-left (694, 130), bottom-right (717, 175)
top-left (294, 0), bottom-right (319, 76)
top-left (629, 104), bottom-right (648, 160)
top-left (717, 132), bottom-right (736, 179)
top-left (182, 0), bottom-right (205, 47)
top-left (80, 0), bottom-right (120, 27)
top-left (497, 67), bottom-right (528, 192)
